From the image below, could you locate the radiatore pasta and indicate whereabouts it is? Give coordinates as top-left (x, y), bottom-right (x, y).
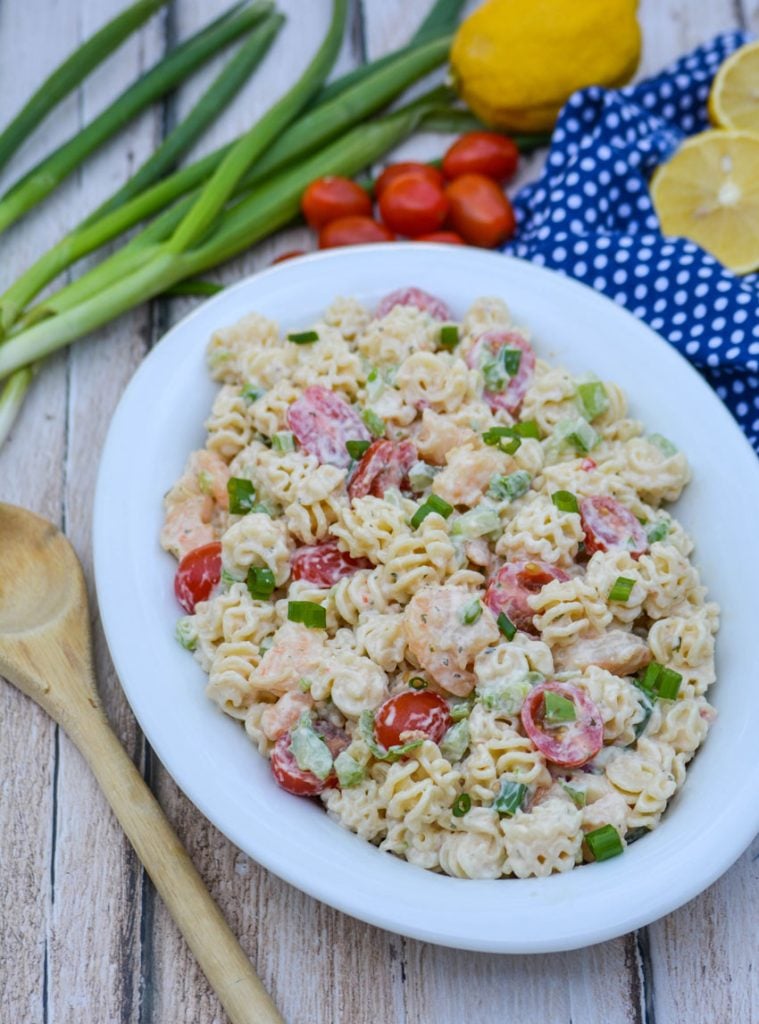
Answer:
top-left (163, 286), bottom-right (718, 879)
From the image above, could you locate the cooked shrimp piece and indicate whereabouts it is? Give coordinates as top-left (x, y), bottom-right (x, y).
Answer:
top-left (413, 409), bottom-right (478, 465)
top-left (432, 444), bottom-right (512, 507)
top-left (261, 691), bottom-right (314, 741)
top-left (251, 622), bottom-right (327, 697)
top-left (404, 585), bottom-right (499, 696)
top-left (553, 629), bottom-right (651, 676)
top-left (161, 450), bottom-right (230, 558)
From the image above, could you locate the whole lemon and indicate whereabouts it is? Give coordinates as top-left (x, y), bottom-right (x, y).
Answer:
top-left (451, 0), bottom-right (642, 133)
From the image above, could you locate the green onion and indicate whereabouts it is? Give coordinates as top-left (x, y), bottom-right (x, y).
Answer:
top-left (365, 367), bottom-right (385, 403)
top-left (646, 519), bottom-right (669, 544)
top-left (288, 600), bottom-right (327, 629)
top-left (227, 476), bottom-right (256, 514)
top-left (493, 779), bottom-right (527, 817)
top-left (576, 380), bottom-right (610, 421)
top-left (476, 673), bottom-right (535, 714)
top-left (625, 826), bottom-right (650, 845)
top-left (408, 676), bottom-right (428, 690)
top-left (272, 431), bottom-right (296, 453)
top-left (488, 469), bottom-right (531, 502)
top-left (460, 598), bottom-right (483, 625)
top-left (175, 616), bottom-right (198, 651)
top-left (633, 689), bottom-right (654, 740)
top-left (242, 383), bottom-right (265, 404)
top-left (0, 367), bottom-right (34, 448)
top-left (287, 329), bottom-right (320, 344)
top-left (290, 715), bottom-right (333, 780)
top-left (221, 568), bottom-right (242, 588)
top-left (497, 612), bottom-right (517, 641)
top-left (551, 490), bottom-right (579, 514)
top-left (481, 346), bottom-right (521, 393)
top-left (639, 662), bottom-right (661, 697)
top-left (450, 506), bottom-right (500, 538)
top-left (648, 433), bottom-right (678, 457)
top-left (362, 408), bottom-right (386, 437)
top-left (410, 493), bottom-right (454, 528)
top-left (585, 824), bottom-right (624, 861)
top-left (514, 420), bottom-right (540, 439)
top-left (439, 325), bottom-right (459, 349)
top-left (548, 416), bottom-right (599, 457)
top-left (165, 279), bottom-right (225, 298)
top-left (346, 439), bottom-right (371, 460)
top-left (246, 566), bottom-right (276, 599)
top-left (452, 793), bottom-right (472, 817)
top-left (407, 461), bottom-right (438, 491)
top-left (543, 691), bottom-right (577, 725)
top-left (334, 750), bottom-right (365, 787)
top-left (449, 697), bottom-right (473, 722)
top-left (441, 721), bottom-right (470, 763)
top-left (562, 783), bottom-right (587, 808)
top-left (298, 678), bottom-right (312, 692)
top-left (608, 576), bottom-right (636, 603)
top-left (657, 667), bottom-right (683, 700)
top-left (482, 426), bottom-right (521, 455)
top-left (502, 348), bottom-right (522, 376)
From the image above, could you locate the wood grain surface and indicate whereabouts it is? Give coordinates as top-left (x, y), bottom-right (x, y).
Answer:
top-left (1, 2), bottom-right (757, 1022)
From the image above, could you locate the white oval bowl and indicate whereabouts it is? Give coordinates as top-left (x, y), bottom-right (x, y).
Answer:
top-left (94, 244), bottom-right (759, 952)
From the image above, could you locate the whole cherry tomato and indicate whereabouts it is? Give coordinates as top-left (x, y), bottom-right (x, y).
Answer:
top-left (375, 161), bottom-right (445, 198)
top-left (318, 215), bottom-right (395, 249)
top-left (445, 173), bottom-right (516, 248)
top-left (443, 132), bottom-right (519, 184)
top-left (374, 691), bottom-right (452, 750)
top-left (415, 230), bottom-right (465, 245)
top-left (378, 171), bottom-right (449, 238)
top-left (521, 682), bottom-right (604, 768)
top-left (174, 542), bottom-right (221, 613)
top-left (301, 176), bottom-right (372, 229)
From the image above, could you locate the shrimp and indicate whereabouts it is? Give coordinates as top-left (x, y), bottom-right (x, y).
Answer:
top-left (432, 444), bottom-right (512, 507)
top-left (251, 622), bottom-right (327, 697)
top-left (404, 585), bottom-right (499, 697)
top-left (261, 691), bottom-right (314, 741)
top-left (553, 629), bottom-right (651, 676)
top-left (161, 449), bottom-right (230, 558)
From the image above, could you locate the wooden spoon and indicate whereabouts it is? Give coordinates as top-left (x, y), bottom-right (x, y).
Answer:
top-left (0, 503), bottom-right (284, 1024)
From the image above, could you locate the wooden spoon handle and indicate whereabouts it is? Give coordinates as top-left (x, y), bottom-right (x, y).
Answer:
top-left (70, 707), bottom-right (284, 1024)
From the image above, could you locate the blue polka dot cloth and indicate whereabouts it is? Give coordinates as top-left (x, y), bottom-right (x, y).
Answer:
top-left (504, 30), bottom-right (759, 455)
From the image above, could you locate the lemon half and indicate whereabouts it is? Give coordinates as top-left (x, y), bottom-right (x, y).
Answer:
top-left (709, 40), bottom-right (759, 133)
top-left (650, 129), bottom-right (759, 275)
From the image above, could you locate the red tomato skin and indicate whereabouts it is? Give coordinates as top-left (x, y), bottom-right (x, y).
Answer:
top-left (375, 162), bottom-right (445, 198)
top-left (442, 132), bottom-right (519, 184)
top-left (374, 691), bottom-right (452, 750)
top-left (174, 542), bottom-right (222, 613)
top-left (270, 734), bottom-right (327, 796)
top-left (415, 230), bottom-right (466, 245)
top-left (287, 385), bottom-right (370, 469)
top-left (485, 561), bottom-right (569, 634)
top-left (291, 539), bottom-right (371, 586)
top-left (271, 249), bottom-right (306, 265)
top-left (445, 173), bottom-right (516, 248)
top-left (580, 496), bottom-right (648, 559)
top-left (318, 215), bottom-right (395, 249)
top-left (521, 682), bottom-right (604, 768)
top-left (466, 329), bottom-right (536, 415)
top-left (348, 439), bottom-right (417, 500)
top-left (301, 177), bottom-right (372, 229)
top-left (378, 171), bottom-right (449, 238)
top-left (374, 287), bottom-right (451, 322)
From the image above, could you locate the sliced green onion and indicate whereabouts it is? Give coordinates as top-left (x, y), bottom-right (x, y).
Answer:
top-left (646, 519), bottom-right (670, 544)
top-left (543, 691), bottom-right (577, 725)
top-left (639, 661), bottom-right (662, 697)
top-left (365, 367), bottom-right (386, 402)
top-left (502, 348), bottom-right (522, 376)
top-left (497, 612), bottom-right (517, 641)
top-left (410, 493), bottom-right (454, 528)
top-left (346, 439), bottom-right (371, 460)
top-left (288, 600), bottom-right (327, 629)
top-left (362, 408), bottom-right (386, 437)
top-left (548, 416), bottom-right (599, 456)
top-left (482, 426), bottom-right (521, 456)
top-left (450, 697), bottom-right (474, 722)
top-left (290, 715), bottom-right (333, 780)
top-left (227, 476), bottom-right (256, 514)
top-left (334, 750), bottom-right (365, 787)
top-left (407, 460), bottom-right (438, 491)
top-left (287, 329), bottom-right (319, 344)
top-left (562, 783), bottom-right (587, 808)
top-left (648, 433), bottom-right (678, 457)
top-left (476, 673), bottom-right (535, 714)
top-left (493, 779), bottom-right (527, 817)
top-left (298, 677), bottom-right (312, 692)
top-left (221, 568), bottom-right (242, 588)
top-left (625, 826), bottom-right (649, 845)
top-left (450, 506), bottom-right (500, 538)
top-left (585, 824), bottom-right (624, 861)
top-left (460, 598), bottom-right (483, 625)
top-left (608, 576), bottom-right (636, 603)
top-left (408, 676), bottom-right (428, 691)
top-left (514, 420), bottom-right (540, 439)
top-left (481, 346), bottom-right (521, 392)
top-left (576, 380), bottom-right (610, 421)
top-left (488, 469), bottom-right (531, 502)
top-left (242, 382), bottom-right (265, 403)
top-left (246, 566), bottom-right (276, 599)
top-left (452, 793), bottom-right (472, 817)
top-left (633, 689), bottom-right (654, 740)
top-left (175, 616), bottom-right (198, 651)
top-left (439, 324), bottom-right (459, 349)
top-left (551, 490), bottom-right (579, 514)
top-left (272, 431), bottom-right (296, 453)
top-left (657, 667), bottom-right (682, 700)
top-left (441, 721), bottom-right (470, 763)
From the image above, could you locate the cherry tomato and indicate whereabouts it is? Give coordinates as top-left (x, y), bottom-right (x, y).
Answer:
top-left (374, 287), bottom-right (452, 322)
top-left (442, 132), bottom-right (519, 184)
top-left (374, 691), bottom-right (452, 750)
top-left (580, 496), bottom-right (648, 559)
top-left (301, 177), bottom-right (371, 229)
top-left (313, 718), bottom-right (351, 760)
top-left (378, 171), bottom-right (449, 237)
top-left (375, 161), bottom-right (444, 198)
top-left (287, 385), bottom-right (370, 469)
top-left (415, 230), bottom-right (465, 245)
top-left (521, 682), bottom-right (603, 768)
top-left (485, 561), bottom-right (569, 634)
top-left (318, 215), bottom-right (395, 249)
top-left (270, 733), bottom-right (328, 796)
top-left (445, 173), bottom-right (516, 248)
top-left (271, 249), bottom-right (306, 265)
top-left (291, 539), bottom-right (370, 586)
top-left (466, 329), bottom-right (536, 415)
top-left (174, 542), bottom-right (222, 613)
top-left (348, 439), bottom-right (417, 500)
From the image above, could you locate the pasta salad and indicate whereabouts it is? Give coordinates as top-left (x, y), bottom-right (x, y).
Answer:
top-left (161, 286), bottom-right (718, 879)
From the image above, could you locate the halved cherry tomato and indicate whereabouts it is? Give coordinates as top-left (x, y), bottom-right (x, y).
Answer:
top-left (270, 733), bottom-right (328, 796)
top-left (521, 681), bottom-right (603, 768)
top-left (442, 132), bottom-right (519, 184)
top-left (374, 286), bottom-right (452, 322)
top-left (466, 329), bottom-right (536, 415)
top-left (415, 230), bottom-right (465, 245)
top-left (485, 561), bottom-right (569, 634)
top-left (445, 173), bottom-right (516, 248)
top-left (374, 691), bottom-right (452, 750)
top-left (348, 439), bottom-right (417, 500)
top-left (301, 177), bottom-right (372, 229)
top-left (287, 385), bottom-right (370, 468)
top-left (378, 171), bottom-right (449, 237)
top-left (174, 542), bottom-right (222, 613)
top-left (271, 249), bottom-right (306, 264)
top-left (291, 539), bottom-right (371, 586)
top-left (318, 215), bottom-right (395, 249)
top-left (375, 161), bottom-right (444, 198)
top-left (580, 496), bottom-right (648, 559)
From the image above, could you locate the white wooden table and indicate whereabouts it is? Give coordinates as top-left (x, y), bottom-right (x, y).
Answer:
top-left (1, 2), bottom-right (757, 1021)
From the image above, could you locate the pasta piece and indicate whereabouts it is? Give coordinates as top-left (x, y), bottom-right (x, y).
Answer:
top-left (206, 311), bottom-right (281, 384)
top-left (319, 295), bottom-right (372, 343)
top-left (496, 492), bottom-right (584, 567)
top-left (501, 797), bottom-right (584, 878)
top-left (637, 542), bottom-right (706, 619)
top-left (191, 582), bottom-right (280, 671)
top-left (380, 514), bottom-right (457, 606)
top-left (355, 612), bottom-right (408, 672)
top-left (395, 351), bottom-right (480, 415)
top-left (529, 576), bottom-right (613, 647)
top-left (221, 512), bottom-right (293, 586)
top-left (439, 808), bottom-right (506, 879)
top-left (331, 495), bottom-right (412, 565)
top-left (205, 385), bottom-right (253, 461)
top-left (324, 778), bottom-right (388, 842)
top-left (584, 548), bottom-right (649, 625)
top-left (380, 740), bottom-right (461, 829)
top-left (290, 332), bottom-right (366, 399)
top-left (575, 665), bottom-right (646, 746)
top-left (332, 568), bottom-right (390, 625)
top-left (521, 361), bottom-right (577, 435)
top-left (207, 640), bottom-right (261, 719)
top-left (357, 304), bottom-right (438, 367)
